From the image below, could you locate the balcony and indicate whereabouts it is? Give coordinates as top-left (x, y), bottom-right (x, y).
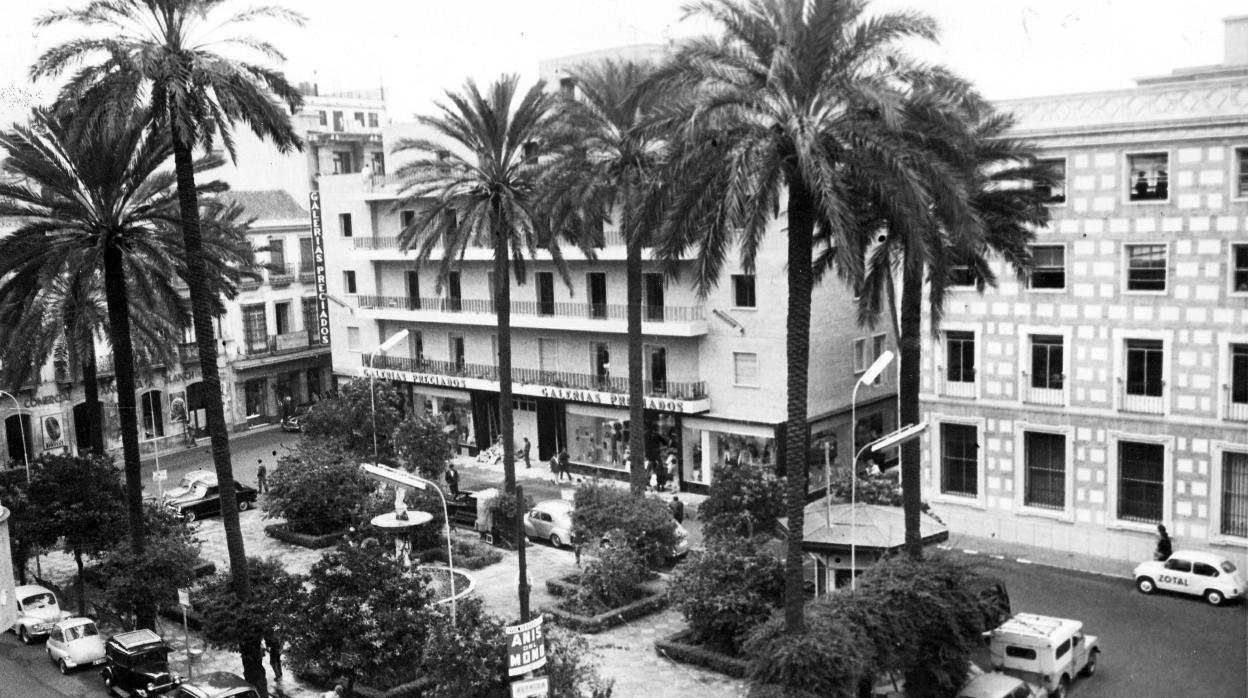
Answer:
top-left (1119, 380), bottom-right (1165, 415)
top-left (299, 263), bottom-right (316, 284)
top-left (1020, 372), bottom-right (1066, 406)
top-left (235, 331), bottom-right (328, 367)
top-left (178, 342), bottom-right (200, 366)
top-left (267, 263), bottom-right (295, 287)
top-left (936, 370), bottom-right (976, 399)
top-left (1224, 385), bottom-right (1248, 422)
top-left (351, 227), bottom-right (631, 261)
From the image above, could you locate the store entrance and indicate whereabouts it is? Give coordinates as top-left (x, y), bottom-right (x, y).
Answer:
top-left (536, 398), bottom-right (565, 462)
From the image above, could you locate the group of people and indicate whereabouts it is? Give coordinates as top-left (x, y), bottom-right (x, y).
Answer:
top-left (645, 451), bottom-right (680, 492)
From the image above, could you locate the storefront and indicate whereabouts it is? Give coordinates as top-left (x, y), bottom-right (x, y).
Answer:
top-left (679, 416), bottom-right (781, 493)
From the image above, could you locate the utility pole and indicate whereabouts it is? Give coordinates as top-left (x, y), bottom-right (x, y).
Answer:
top-left (516, 484), bottom-right (530, 622)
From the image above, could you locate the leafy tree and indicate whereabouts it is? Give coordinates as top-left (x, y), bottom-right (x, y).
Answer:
top-left (301, 378), bottom-right (403, 462)
top-left (198, 557), bottom-right (302, 681)
top-left (571, 481), bottom-right (677, 568)
top-left (263, 440), bottom-right (373, 535)
top-left (569, 545), bottom-right (647, 615)
top-left (97, 504), bottom-right (201, 630)
top-left (485, 490), bottom-right (534, 548)
top-left (649, 0), bottom-right (960, 632)
top-left (669, 540), bottom-right (784, 655)
top-left (743, 610), bottom-right (867, 698)
top-left (393, 413), bottom-right (455, 480)
top-left (0, 468), bottom-right (56, 585)
top-left (27, 454), bottom-right (128, 615)
top-left (414, 596), bottom-right (506, 698)
top-left (544, 628), bottom-right (615, 698)
top-left (699, 461), bottom-right (786, 543)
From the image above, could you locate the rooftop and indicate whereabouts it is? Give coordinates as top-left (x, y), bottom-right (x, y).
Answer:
top-left (217, 190), bottom-right (308, 223)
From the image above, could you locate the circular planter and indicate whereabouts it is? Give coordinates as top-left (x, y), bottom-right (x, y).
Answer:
top-left (415, 565), bottom-right (475, 604)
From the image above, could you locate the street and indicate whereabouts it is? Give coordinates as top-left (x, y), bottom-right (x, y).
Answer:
top-left (140, 427), bottom-right (295, 500)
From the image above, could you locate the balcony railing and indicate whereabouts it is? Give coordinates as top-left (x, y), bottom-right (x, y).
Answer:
top-left (178, 342), bottom-right (199, 366)
top-left (267, 263), bottom-right (295, 287)
top-left (366, 353), bottom-right (707, 400)
top-left (1119, 379), bottom-right (1165, 414)
top-left (241, 332), bottom-right (318, 358)
top-left (356, 294), bottom-right (704, 323)
top-left (353, 226), bottom-right (629, 252)
top-left (936, 369), bottom-right (976, 399)
top-left (299, 263), bottom-right (316, 283)
top-left (1020, 373), bottom-right (1066, 406)
top-left (1225, 385), bottom-right (1248, 422)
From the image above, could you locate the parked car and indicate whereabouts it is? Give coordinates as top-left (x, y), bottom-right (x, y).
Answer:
top-left (600, 519), bottom-right (691, 559)
top-left (45, 617), bottom-right (106, 674)
top-left (169, 672), bottom-right (259, 698)
top-left (101, 628), bottom-right (182, 696)
top-left (11, 584), bottom-right (72, 644)
top-left (524, 499), bottom-right (575, 548)
top-left (1133, 549), bottom-right (1245, 606)
top-left (986, 613), bottom-right (1100, 698)
top-left (957, 671), bottom-right (1045, 698)
top-left (163, 470), bottom-right (259, 522)
top-left (280, 404), bottom-right (312, 433)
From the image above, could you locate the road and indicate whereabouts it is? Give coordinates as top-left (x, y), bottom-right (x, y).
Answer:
top-left (140, 427), bottom-right (295, 498)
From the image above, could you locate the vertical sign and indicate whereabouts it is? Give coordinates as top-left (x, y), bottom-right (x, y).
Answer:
top-left (504, 616), bottom-right (547, 676)
top-left (308, 191), bottom-right (332, 345)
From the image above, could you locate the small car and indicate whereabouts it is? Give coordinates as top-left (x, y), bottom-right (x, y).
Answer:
top-left (280, 404), bottom-right (312, 433)
top-left (957, 671), bottom-right (1045, 698)
top-left (163, 470), bottom-right (259, 522)
top-left (101, 628), bottom-right (182, 696)
top-left (523, 499), bottom-right (575, 548)
top-left (986, 613), bottom-right (1099, 698)
top-left (1133, 549), bottom-right (1245, 606)
top-left (12, 584), bottom-right (72, 644)
top-left (169, 672), bottom-right (259, 698)
top-left (45, 617), bottom-right (106, 674)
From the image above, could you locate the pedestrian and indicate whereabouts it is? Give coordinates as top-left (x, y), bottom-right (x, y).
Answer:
top-left (264, 635), bottom-right (283, 682)
top-left (1155, 524), bottom-right (1172, 561)
top-left (654, 456), bottom-right (668, 492)
top-left (665, 451), bottom-right (679, 492)
top-left (522, 437), bottom-right (532, 469)
top-left (445, 464), bottom-right (460, 497)
top-left (256, 460), bottom-right (268, 494)
top-left (668, 495), bottom-right (684, 524)
top-left (571, 529), bottom-right (583, 566)
top-left (557, 447), bottom-right (571, 481)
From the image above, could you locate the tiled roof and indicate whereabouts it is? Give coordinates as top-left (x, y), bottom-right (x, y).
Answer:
top-left (217, 190), bottom-right (308, 221)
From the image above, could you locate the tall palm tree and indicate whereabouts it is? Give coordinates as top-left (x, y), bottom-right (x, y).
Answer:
top-left (542, 59), bottom-right (668, 495)
top-left (649, 0), bottom-right (965, 634)
top-left (392, 74), bottom-right (564, 496)
top-left (0, 107), bottom-right (254, 627)
top-left (32, 3), bottom-right (303, 688)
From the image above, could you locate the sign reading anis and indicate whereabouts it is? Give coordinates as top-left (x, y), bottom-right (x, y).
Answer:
top-left (308, 191), bottom-right (332, 345)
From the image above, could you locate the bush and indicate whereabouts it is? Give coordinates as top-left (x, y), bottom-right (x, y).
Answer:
top-left (571, 482), bottom-right (678, 568)
top-left (567, 545), bottom-right (647, 616)
top-left (197, 557), bottom-right (302, 659)
top-left (417, 531), bottom-right (502, 570)
top-left (668, 540), bottom-right (784, 655)
top-left (486, 491), bottom-right (534, 548)
top-left (827, 473), bottom-right (904, 506)
top-left (699, 460), bottom-right (785, 542)
top-left (97, 505), bottom-right (201, 630)
top-left (264, 440), bottom-right (372, 535)
top-left (392, 414), bottom-right (455, 481)
top-left (301, 377), bottom-right (404, 461)
top-left (743, 611), bottom-right (866, 698)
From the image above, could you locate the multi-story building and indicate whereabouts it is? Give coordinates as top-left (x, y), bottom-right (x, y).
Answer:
top-left (922, 18), bottom-right (1248, 564)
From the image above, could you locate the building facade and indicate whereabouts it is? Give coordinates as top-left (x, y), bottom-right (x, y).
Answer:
top-left (921, 19), bottom-right (1248, 565)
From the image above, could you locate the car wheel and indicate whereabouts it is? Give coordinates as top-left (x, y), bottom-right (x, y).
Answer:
top-left (103, 670), bottom-right (114, 687)
top-left (1205, 589), bottom-right (1225, 606)
top-left (1082, 650), bottom-right (1099, 676)
top-left (18, 626), bottom-right (30, 644)
top-left (238, 500), bottom-right (250, 512)
top-left (1136, 576), bottom-right (1156, 594)
top-left (549, 533), bottom-right (564, 549)
top-left (58, 659), bottom-right (70, 675)
top-left (1051, 675), bottom-right (1069, 698)
top-left (183, 510), bottom-right (197, 523)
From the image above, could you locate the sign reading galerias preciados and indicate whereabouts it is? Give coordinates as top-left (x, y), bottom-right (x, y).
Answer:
top-left (308, 191), bottom-right (331, 345)
top-left (505, 616), bottom-right (546, 677)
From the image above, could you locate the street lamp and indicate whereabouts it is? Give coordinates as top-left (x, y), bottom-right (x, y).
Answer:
top-left (360, 462), bottom-right (457, 626)
top-left (849, 421), bottom-right (928, 589)
top-left (847, 349), bottom-right (894, 591)
top-left (0, 390), bottom-right (30, 482)
top-left (370, 329), bottom-right (410, 466)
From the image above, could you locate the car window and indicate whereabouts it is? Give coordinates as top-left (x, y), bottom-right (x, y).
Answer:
top-left (21, 592), bottom-right (55, 607)
top-left (1164, 558), bottom-right (1192, 573)
top-left (1193, 563), bottom-right (1219, 577)
top-left (1011, 685), bottom-right (1032, 698)
top-left (1005, 646), bottom-right (1037, 660)
top-left (1055, 639), bottom-right (1070, 658)
top-left (50, 628), bottom-right (63, 642)
top-left (1221, 561), bottom-right (1238, 574)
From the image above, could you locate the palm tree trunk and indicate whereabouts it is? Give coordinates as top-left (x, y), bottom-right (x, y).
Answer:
top-left (169, 133), bottom-right (264, 694)
top-left (82, 350), bottom-right (104, 455)
top-left (782, 183), bottom-right (815, 635)
top-left (101, 244), bottom-right (148, 624)
top-left (900, 260), bottom-right (924, 559)
top-left (625, 199), bottom-right (646, 496)
top-left (494, 206), bottom-right (516, 494)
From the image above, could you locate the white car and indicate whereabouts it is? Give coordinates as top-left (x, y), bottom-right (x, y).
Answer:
top-left (45, 617), bottom-right (106, 674)
top-left (523, 499), bottom-right (575, 548)
top-left (958, 671), bottom-right (1046, 698)
top-left (1134, 549), bottom-right (1245, 606)
top-left (11, 584), bottom-right (72, 644)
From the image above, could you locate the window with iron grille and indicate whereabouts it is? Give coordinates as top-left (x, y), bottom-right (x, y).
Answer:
top-left (1126, 244), bottom-right (1166, 291)
top-left (1035, 158), bottom-right (1066, 204)
top-left (1233, 245), bottom-right (1248, 293)
top-left (302, 297), bottom-right (317, 337)
top-left (1030, 335), bottom-right (1064, 390)
top-left (941, 423), bottom-right (978, 496)
top-left (1125, 339), bottom-right (1164, 396)
top-left (1222, 451), bottom-right (1248, 538)
top-left (1233, 344), bottom-right (1248, 405)
top-left (1024, 431), bottom-right (1065, 510)
top-left (1118, 441), bottom-right (1164, 523)
top-left (1030, 245), bottom-right (1065, 289)
top-left (732, 274), bottom-right (756, 307)
top-left (242, 304), bottom-right (267, 353)
top-left (946, 331), bottom-right (975, 383)
top-left (1127, 152), bottom-right (1168, 201)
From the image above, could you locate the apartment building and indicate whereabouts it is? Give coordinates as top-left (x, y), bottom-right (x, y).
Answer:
top-left (922, 18), bottom-right (1248, 564)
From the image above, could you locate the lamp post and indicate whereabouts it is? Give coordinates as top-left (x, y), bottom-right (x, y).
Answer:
top-left (849, 421), bottom-right (928, 589)
top-left (370, 329), bottom-right (410, 466)
top-left (847, 350), bottom-right (894, 591)
top-left (0, 390), bottom-right (30, 483)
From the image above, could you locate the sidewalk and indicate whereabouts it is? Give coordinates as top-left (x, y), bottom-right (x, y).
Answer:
top-left (940, 530), bottom-right (1136, 579)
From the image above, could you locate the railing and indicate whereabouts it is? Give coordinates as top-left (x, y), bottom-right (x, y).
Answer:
top-left (1119, 380), bottom-right (1165, 414)
top-left (1225, 385), bottom-right (1248, 422)
top-left (299, 263), bottom-right (316, 283)
top-left (366, 353), bottom-right (708, 400)
top-left (240, 332), bottom-right (320, 359)
top-left (1020, 372), bottom-right (1066, 406)
top-left (266, 263), bottom-right (295, 286)
top-left (368, 173), bottom-right (403, 190)
top-left (355, 294), bottom-right (704, 323)
top-left (178, 342), bottom-right (199, 366)
top-left (353, 227), bottom-right (630, 252)
top-left (936, 369), bottom-right (976, 399)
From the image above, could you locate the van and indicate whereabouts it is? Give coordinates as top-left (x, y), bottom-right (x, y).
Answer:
top-left (986, 613), bottom-right (1100, 698)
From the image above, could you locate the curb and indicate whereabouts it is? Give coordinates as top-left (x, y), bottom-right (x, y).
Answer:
top-left (938, 544), bottom-right (1134, 581)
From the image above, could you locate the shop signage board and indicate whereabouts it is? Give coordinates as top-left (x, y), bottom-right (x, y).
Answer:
top-left (307, 191), bottom-right (331, 345)
top-left (510, 676), bottom-right (549, 698)
top-left (504, 616), bottom-right (546, 677)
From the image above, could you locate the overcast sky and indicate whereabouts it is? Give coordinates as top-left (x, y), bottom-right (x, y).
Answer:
top-left (1, 0), bottom-right (1245, 123)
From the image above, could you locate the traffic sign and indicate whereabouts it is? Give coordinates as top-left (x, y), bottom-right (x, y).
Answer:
top-left (177, 588), bottom-right (191, 609)
top-left (153, 469), bottom-right (168, 482)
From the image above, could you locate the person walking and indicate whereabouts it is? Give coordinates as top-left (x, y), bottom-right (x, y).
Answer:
top-left (522, 437), bottom-right (532, 469)
top-left (256, 460), bottom-right (268, 494)
top-left (264, 634), bottom-right (283, 682)
top-left (557, 447), bottom-right (571, 482)
top-left (445, 464), bottom-right (460, 497)
top-left (1155, 524), bottom-right (1173, 561)
top-left (668, 495), bottom-right (685, 524)
top-left (665, 451), bottom-right (679, 492)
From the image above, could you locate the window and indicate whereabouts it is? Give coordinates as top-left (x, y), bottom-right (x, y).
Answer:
top-left (536, 272), bottom-right (555, 316)
top-left (591, 342), bottom-right (611, 384)
top-left (1233, 344), bottom-right (1248, 405)
top-left (332, 151), bottom-right (353, 174)
top-left (853, 338), bottom-right (867, 373)
top-left (1125, 339), bottom-right (1163, 396)
top-left (732, 274), bottom-right (756, 307)
top-left (940, 422), bottom-right (978, 496)
top-left (949, 259), bottom-right (976, 287)
top-left (339, 213), bottom-right (353, 237)
top-left (587, 272), bottom-right (607, 319)
top-left (1193, 562), bottom-right (1219, 577)
top-left (318, 110), bottom-right (327, 126)
top-left (347, 326), bottom-right (361, 351)
top-left (410, 331), bottom-right (424, 360)
top-left (448, 333), bottom-right (465, 370)
top-left (1126, 244), bottom-right (1166, 291)
top-left (368, 112), bottom-right (379, 128)
top-left (1035, 158), bottom-right (1066, 204)
top-left (1236, 147), bottom-right (1248, 198)
top-left (853, 335), bottom-right (888, 376)
top-left (523, 141), bottom-right (539, 163)
top-left (370, 152), bottom-right (385, 175)
top-left (872, 335), bottom-right (886, 365)
top-left (447, 271), bottom-right (461, 311)
top-left (645, 344), bottom-right (667, 393)
top-left (946, 331), bottom-right (975, 383)
top-left (343, 271), bottom-right (357, 294)
top-left (405, 270), bottom-right (421, 308)
top-left (400, 209), bottom-right (415, 229)
top-left (1118, 440), bottom-right (1164, 523)
top-left (1163, 558), bottom-right (1191, 573)
top-left (538, 338), bottom-right (558, 373)
top-left (302, 297), bottom-right (317, 338)
top-left (1127, 152), bottom-right (1168, 201)
top-left (299, 237), bottom-right (314, 274)
top-left (268, 237), bottom-right (285, 269)
top-left (644, 273), bottom-right (664, 321)
top-left (733, 352), bottom-right (759, 387)
top-left (559, 77), bottom-right (575, 98)
top-left (242, 304), bottom-right (267, 353)
top-left (1222, 451), bottom-right (1248, 538)
top-left (1030, 335), bottom-right (1064, 390)
top-left (274, 301), bottom-right (291, 335)
top-left (1055, 639), bottom-right (1071, 659)
top-left (1233, 245), bottom-right (1248, 292)
top-left (1005, 646), bottom-right (1037, 660)
top-left (353, 111), bottom-right (365, 126)
top-left (1024, 431), bottom-right (1065, 510)
top-left (1030, 245), bottom-right (1065, 289)
top-left (332, 111), bottom-right (344, 131)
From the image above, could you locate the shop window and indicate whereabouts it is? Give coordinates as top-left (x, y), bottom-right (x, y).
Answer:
top-left (1024, 431), bottom-right (1065, 510)
top-left (440, 398), bottom-right (475, 447)
top-left (244, 379), bottom-right (267, 418)
top-left (733, 352), bottom-right (758, 387)
top-left (1118, 440), bottom-right (1164, 523)
top-left (1221, 450), bottom-right (1248, 538)
top-left (1030, 245), bottom-right (1065, 289)
top-left (1232, 244), bottom-right (1248, 293)
top-left (1035, 158), bottom-right (1066, 204)
top-left (940, 422), bottom-right (978, 497)
top-left (567, 410), bottom-right (627, 469)
top-left (1125, 244), bottom-right (1166, 291)
top-left (1127, 152), bottom-right (1168, 201)
top-left (339, 212), bottom-right (352, 237)
top-left (732, 274), bottom-right (756, 308)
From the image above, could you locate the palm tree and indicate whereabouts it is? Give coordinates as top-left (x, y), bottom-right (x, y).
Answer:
top-left (649, 0), bottom-right (965, 633)
top-left (542, 59), bottom-right (668, 495)
top-left (0, 107), bottom-right (254, 627)
top-left (32, 3), bottom-right (304, 688)
top-left (392, 74), bottom-right (564, 496)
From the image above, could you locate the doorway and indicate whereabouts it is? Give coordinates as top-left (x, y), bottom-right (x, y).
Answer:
top-left (4, 413), bottom-right (32, 465)
top-left (587, 272), bottom-right (607, 319)
top-left (140, 390), bottom-right (165, 438)
top-left (536, 399), bottom-right (566, 462)
top-left (536, 272), bottom-right (555, 316)
top-left (73, 402), bottom-right (92, 452)
top-left (644, 273), bottom-right (665, 321)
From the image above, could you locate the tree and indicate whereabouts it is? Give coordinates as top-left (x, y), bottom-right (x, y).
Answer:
top-left (650, 0), bottom-right (953, 632)
top-left (571, 481), bottom-right (678, 568)
top-left (542, 59), bottom-right (668, 495)
top-left (26, 454), bottom-right (128, 616)
top-left (0, 468), bottom-right (56, 585)
top-left (300, 378), bottom-right (404, 462)
top-left (33, 4), bottom-right (305, 688)
top-left (668, 539), bottom-right (784, 655)
top-left (263, 440), bottom-right (374, 535)
top-left (198, 557), bottom-right (302, 682)
top-left (97, 504), bottom-right (202, 631)
top-left (391, 74), bottom-right (566, 496)
top-left (393, 413), bottom-right (455, 480)
top-left (698, 460), bottom-right (786, 543)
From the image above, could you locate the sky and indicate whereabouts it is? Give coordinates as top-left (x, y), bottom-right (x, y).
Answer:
top-left (0, 0), bottom-right (1246, 124)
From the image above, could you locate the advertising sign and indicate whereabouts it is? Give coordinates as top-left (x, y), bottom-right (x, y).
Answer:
top-left (308, 191), bottom-right (331, 345)
top-left (510, 676), bottom-right (549, 698)
top-left (504, 616), bottom-right (547, 677)
top-left (42, 414), bottom-right (65, 451)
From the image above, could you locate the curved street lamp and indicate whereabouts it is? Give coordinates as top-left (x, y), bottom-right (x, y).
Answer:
top-left (847, 350), bottom-right (894, 591)
top-left (0, 390), bottom-right (31, 482)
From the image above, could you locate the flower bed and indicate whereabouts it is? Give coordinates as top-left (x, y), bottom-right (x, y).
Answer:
top-left (541, 586), bottom-right (667, 634)
top-left (413, 566), bottom-right (475, 605)
top-left (654, 628), bottom-right (751, 679)
top-left (413, 532), bottom-right (503, 570)
top-left (264, 523), bottom-right (346, 549)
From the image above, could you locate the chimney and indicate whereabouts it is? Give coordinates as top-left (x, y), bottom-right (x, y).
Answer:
top-left (1225, 16), bottom-right (1248, 66)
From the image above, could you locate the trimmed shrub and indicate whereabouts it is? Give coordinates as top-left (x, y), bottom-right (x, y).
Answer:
top-left (264, 440), bottom-right (372, 535)
top-left (668, 540), bottom-right (784, 655)
top-left (392, 414), bottom-right (455, 481)
top-left (572, 482), bottom-right (678, 568)
top-left (743, 611), bottom-right (866, 698)
top-left (699, 460), bottom-right (785, 542)
top-left (567, 545), bottom-right (647, 616)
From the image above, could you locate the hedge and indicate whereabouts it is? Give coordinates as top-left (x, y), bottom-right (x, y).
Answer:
top-left (654, 628), bottom-right (751, 679)
top-left (542, 587), bottom-right (667, 634)
top-left (264, 523), bottom-right (347, 549)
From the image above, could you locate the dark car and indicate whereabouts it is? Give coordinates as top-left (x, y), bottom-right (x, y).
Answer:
top-left (280, 404), bottom-right (312, 433)
top-left (169, 672), bottom-right (259, 698)
top-left (101, 628), bottom-right (181, 697)
top-left (163, 470), bottom-right (259, 523)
